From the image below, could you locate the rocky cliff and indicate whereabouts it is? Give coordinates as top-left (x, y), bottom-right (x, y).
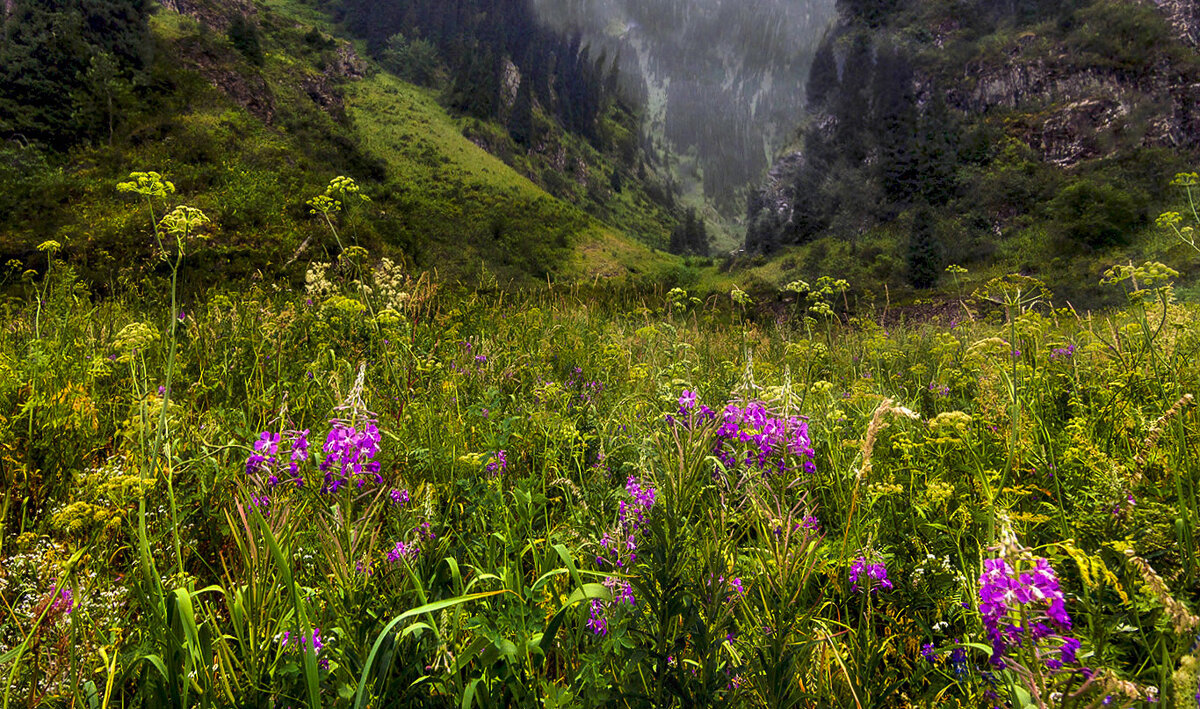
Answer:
top-left (746, 0), bottom-right (1200, 256)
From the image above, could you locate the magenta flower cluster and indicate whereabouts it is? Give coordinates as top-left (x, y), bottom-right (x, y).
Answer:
top-left (598, 474), bottom-right (656, 571)
top-left (713, 401), bottom-right (816, 477)
top-left (586, 599), bottom-right (608, 636)
top-left (280, 628), bottom-right (329, 669)
top-left (589, 474), bottom-right (657, 636)
top-left (667, 389), bottom-right (715, 429)
top-left (849, 556), bottom-right (894, 593)
top-left (387, 540), bottom-right (419, 563)
top-left (978, 557), bottom-right (1079, 670)
top-left (246, 429), bottom-right (310, 488)
top-left (320, 419), bottom-right (383, 493)
top-left (486, 449), bottom-right (508, 476)
top-left (49, 586), bottom-right (74, 616)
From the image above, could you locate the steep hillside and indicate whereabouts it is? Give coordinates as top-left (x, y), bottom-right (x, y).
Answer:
top-left (0, 0), bottom-right (674, 292)
top-left (741, 0), bottom-right (1200, 307)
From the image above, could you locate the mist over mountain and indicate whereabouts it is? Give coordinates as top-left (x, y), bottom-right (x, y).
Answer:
top-left (529, 0), bottom-right (837, 214)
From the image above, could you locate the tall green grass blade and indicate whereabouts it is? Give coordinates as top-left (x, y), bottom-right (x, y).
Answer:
top-left (353, 590), bottom-right (508, 709)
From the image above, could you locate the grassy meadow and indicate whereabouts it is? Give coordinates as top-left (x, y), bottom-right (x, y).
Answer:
top-left (2, 173), bottom-right (1200, 708)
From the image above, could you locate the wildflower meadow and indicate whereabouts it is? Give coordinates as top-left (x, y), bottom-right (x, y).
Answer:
top-left (2, 174), bottom-right (1200, 708)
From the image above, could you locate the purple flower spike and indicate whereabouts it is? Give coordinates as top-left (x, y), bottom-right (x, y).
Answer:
top-left (587, 599), bottom-right (609, 636)
top-left (921, 643), bottom-right (937, 663)
top-left (849, 556), bottom-right (893, 594)
top-left (978, 554), bottom-right (1078, 670)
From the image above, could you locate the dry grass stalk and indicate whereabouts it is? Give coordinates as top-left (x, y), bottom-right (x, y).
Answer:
top-left (1131, 393), bottom-right (1194, 479)
top-left (858, 398), bottom-right (919, 482)
top-left (1123, 548), bottom-right (1200, 635)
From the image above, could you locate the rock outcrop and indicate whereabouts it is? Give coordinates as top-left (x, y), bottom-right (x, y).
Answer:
top-left (949, 57), bottom-right (1200, 164)
top-left (1152, 0), bottom-right (1199, 44)
top-left (158, 0), bottom-right (255, 33)
top-left (158, 0), bottom-right (368, 123)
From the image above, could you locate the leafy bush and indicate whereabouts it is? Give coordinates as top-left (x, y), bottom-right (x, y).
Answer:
top-left (1048, 177), bottom-right (1144, 249)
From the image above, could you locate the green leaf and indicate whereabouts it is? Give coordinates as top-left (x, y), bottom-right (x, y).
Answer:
top-left (354, 590), bottom-right (508, 709)
top-left (531, 582), bottom-right (609, 656)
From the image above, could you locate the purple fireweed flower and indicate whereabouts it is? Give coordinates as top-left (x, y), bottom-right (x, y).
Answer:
top-left (592, 473), bottom-right (658, 631)
top-left (418, 521), bottom-right (436, 541)
top-left (387, 540), bottom-right (419, 563)
top-left (290, 430), bottom-right (310, 474)
top-left (849, 556), bottom-right (893, 593)
top-left (246, 431), bottom-right (281, 475)
top-left (486, 450), bottom-right (508, 476)
top-left (586, 599), bottom-right (608, 636)
top-left (679, 390), bottom-right (698, 410)
top-left (1050, 344), bottom-right (1076, 360)
top-left (300, 628), bottom-right (324, 654)
top-left (603, 575), bottom-right (636, 606)
top-left (978, 555), bottom-right (1077, 670)
top-left (713, 401), bottom-right (816, 477)
top-left (390, 488), bottom-right (410, 506)
top-left (729, 577), bottom-right (745, 598)
top-left (50, 587), bottom-right (73, 615)
top-left (321, 418), bottom-right (383, 492)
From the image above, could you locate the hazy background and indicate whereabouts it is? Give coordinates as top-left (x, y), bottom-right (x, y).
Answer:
top-left (530, 0), bottom-right (837, 218)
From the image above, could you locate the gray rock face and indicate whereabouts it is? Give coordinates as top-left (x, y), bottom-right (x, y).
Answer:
top-left (1152, 0), bottom-right (1199, 44)
top-left (946, 54), bottom-right (1200, 165)
top-left (158, 0), bottom-right (255, 33)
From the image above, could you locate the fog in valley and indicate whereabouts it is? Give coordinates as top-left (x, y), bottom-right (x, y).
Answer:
top-left (530, 0), bottom-right (837, 214)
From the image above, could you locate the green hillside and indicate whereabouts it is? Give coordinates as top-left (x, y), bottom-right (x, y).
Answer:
top-left (0, 0), bottom-right (675, 291)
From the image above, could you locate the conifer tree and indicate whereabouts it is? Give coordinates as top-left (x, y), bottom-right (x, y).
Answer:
top-left (834, 33), bottom-right (873, 165)
top-left (806, 37), bottom-right (839, 111)
top-left (508, 75), bottom-right (534, 147)
top-left (872, 42), bottom-right (918, 206)
top-left (228, 14), bottom-right (264, 66)
top-left (916, 93), bottom-right (959, 205)
top-left (907, 205), bottom-right (942, 289)
top-left (0, 0), bottom-right (152, 147)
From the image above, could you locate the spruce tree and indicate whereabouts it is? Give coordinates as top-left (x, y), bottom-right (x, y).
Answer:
top-left (834, 33), bottom-right (873, 165)
top-left (692, 215), bottom-right (710, 256)
top-left (871, 42), bottom-right (918, 206)
top-left (0, 0), bottom-right (152, 148)
top-left (508, 76), bottom-right (534, 146)
top-left (806, 37), bottom-right (839, 111)
top-left (916, 93), bottom-right (959, 205)
top-left (228, 14), bottom-right (264, 66)
top-left (789, 165), bottom-right (831, 243)
top-left (906, 205), bottom-right (942, 289)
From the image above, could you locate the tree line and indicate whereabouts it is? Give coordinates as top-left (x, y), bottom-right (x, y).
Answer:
top-left (336, 0), bottom-right (625, 145)
top-left (0, 0), bottom-right (154, 149)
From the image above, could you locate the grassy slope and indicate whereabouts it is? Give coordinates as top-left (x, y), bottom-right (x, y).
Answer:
top-left (0, 0), bottom-right (676, 291)
top-left (345, 74), bottom-right (670, 284)
top-left (261, 0), bottom-right (675, 285)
